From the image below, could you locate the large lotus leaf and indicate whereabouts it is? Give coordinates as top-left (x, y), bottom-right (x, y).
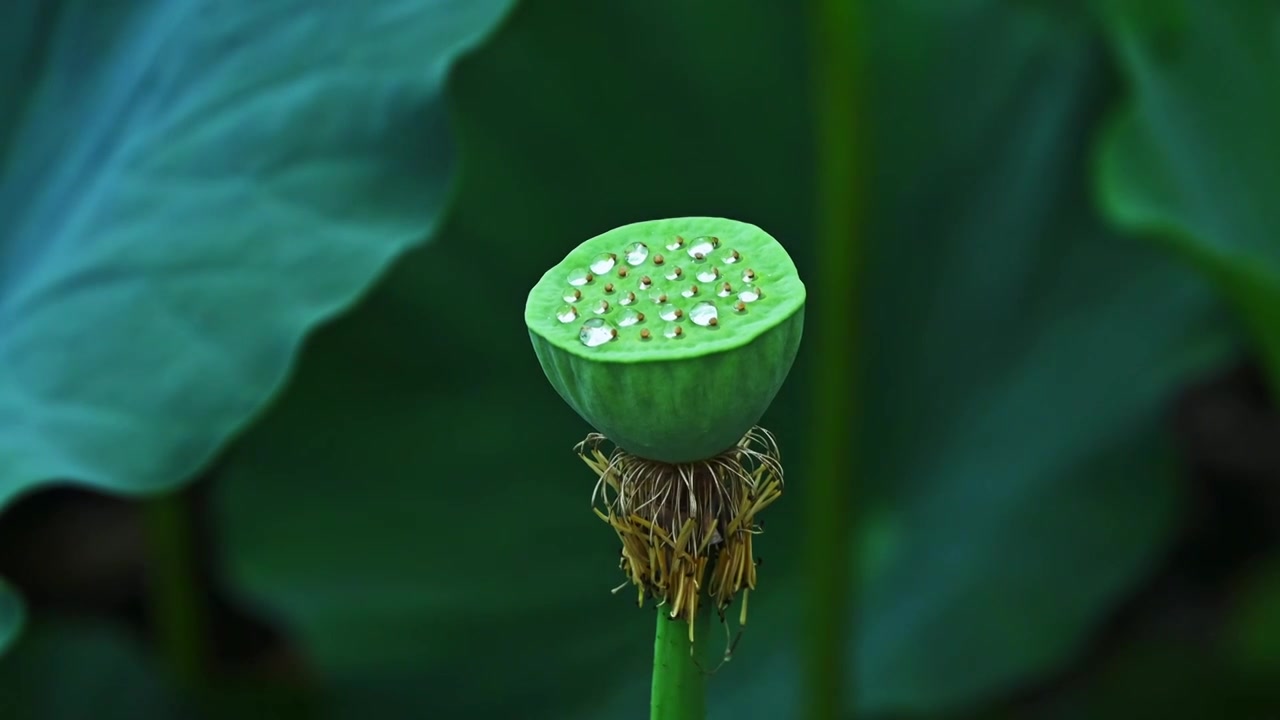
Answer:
top-left (1096, 0), bottom-right (1280, 381)
top-left (0, 581), bottom-right (21, 656)
top-left (0, 617), bottom-right (180, 719)
top-left (214, 0), bottom-right (1232, 717)
top-left (0, 0), bottom-right (514, 510)
top-left (0, 613), bottom-right (331, 719)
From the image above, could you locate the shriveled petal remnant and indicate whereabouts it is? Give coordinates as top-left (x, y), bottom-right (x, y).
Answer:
top-left (577, 427), bottom-right (784, 644)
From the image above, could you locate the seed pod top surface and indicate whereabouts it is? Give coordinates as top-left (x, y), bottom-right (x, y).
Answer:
top-left (525, 217), bottom-right (805, 463)
top-left (525, 217), bottom-right (804, 361)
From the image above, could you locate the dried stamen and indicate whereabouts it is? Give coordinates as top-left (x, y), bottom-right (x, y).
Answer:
top-left (575, 428), bottom-right (784, 646)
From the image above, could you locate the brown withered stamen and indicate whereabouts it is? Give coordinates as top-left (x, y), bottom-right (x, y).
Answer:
top-left (576, 428), bottom-right (782, 645)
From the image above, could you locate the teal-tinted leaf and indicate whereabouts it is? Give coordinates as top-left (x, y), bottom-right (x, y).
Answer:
top-left (0, 617), bottom-right (181, 719)
top-left (0, 0), bottom-right (514, 508)
top-left (0, 612), bottom-right (326, 719)
top-left (214, 0), bottom-right (1233, 717)
top-left (827, 3), bottom-right (1233, 713)
top-left (0, 579), bottom-right (22, 656)
top-left (1096, 0), bottom-right (1280, 382)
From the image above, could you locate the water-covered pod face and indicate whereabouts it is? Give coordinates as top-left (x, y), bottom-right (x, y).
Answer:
top-left (525, 217), bottom-right (805, 463)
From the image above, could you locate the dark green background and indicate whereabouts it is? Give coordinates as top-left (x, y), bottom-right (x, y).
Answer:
top-left (3, 0), bottom-right (1280, 718)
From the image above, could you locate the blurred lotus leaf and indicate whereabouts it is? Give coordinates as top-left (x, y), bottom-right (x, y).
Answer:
top-left (0, 580), bottom-right (21, 655)
top-left (0, 618), bottom-right (180, 719)
top-left (1098, 0), bottom-right (1280, 383)
top-left (0, 0), bottom-right (514, 647)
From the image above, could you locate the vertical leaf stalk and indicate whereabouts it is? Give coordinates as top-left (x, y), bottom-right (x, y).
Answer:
top-left (804, 0), bottom-right (867, 718)
top-left (141, 490), bottom-right (209, 686)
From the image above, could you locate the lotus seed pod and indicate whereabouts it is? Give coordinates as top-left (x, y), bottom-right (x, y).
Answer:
top-left (525, 217), bottom-right (805, 463)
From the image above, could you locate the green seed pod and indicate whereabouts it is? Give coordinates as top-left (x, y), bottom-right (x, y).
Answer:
top-left (525, 217), bottom-right (805, 463)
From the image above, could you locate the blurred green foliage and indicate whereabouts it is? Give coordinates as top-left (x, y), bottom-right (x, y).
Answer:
top-left (0, 0), bottom-right (513, 506)
top-left (1098, 0), bottom-right (1280, 389)
top-left (0, 619), bottom-right (180, 718)
top-left (0, 578), bottom-right (20, 655)
top-left (2, 0), bottom-right (1279, 719)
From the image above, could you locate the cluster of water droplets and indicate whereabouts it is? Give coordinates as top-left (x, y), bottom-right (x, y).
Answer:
top-left (556, 235), bottom-right (764, 347)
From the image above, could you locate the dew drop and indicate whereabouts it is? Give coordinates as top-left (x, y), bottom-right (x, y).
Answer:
top-left (738, 286), bottom-right (761, 303)
top-left (593, 299), bottom-right (610, 314)
top-left (639, 275), bottom-right (653, 291)
top-left (666, 236), bottom-right (685, 251)
top-left (649, 288), bottom-right (668, 304)
top-left (718, 282), bottom-right (733, 298)
top-left (663, 322), bottom-right (684, 339)
top-left (742, 268), bottom-right (756, 283)
top-left (590, 253), bottom-right (617, 274)
top-left (690, 301), bottom-right (718, 327)
top-left (665, 267), bottom-right (683, 281)
top-left (688, 237), bottom-right (718, 259)
top-left (557, 305), bottom-right (578, 323)
top-left (723, 249), bottom-right (740, 264)
top-left (563, 289), bottom-right (582, 303)
top-left (623, 242), bottom-right (649, 266)
top-left (681, 285), bottom-right (699, 298)
top-left (619, 291), bottom-right (636, 306)
top-left (734, 300), bottom-right (748, 313)
top-left (567, 268), bottom-right (593, 286)
top-left (659, 303), bottom-right (683, 321)
top-left (619, 308), bottom-right (645, 327)
top-left (579, 318), bottom-right (617, 347)
top-left (696, 266), bottom-right (719, 283)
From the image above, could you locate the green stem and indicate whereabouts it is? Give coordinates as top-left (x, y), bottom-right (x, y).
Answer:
top-left (140, 490), bottom-right (209, 686)
top-left (804, 0), bottom-right (866, 719)
top-left (650, 609), bottom-right (705, 720)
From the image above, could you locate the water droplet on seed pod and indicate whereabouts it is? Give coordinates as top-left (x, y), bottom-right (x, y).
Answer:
top-left (590, 253), bottom-right (617, 274)
top-left (623, 243), bottom-right (649, 266)
top-left (690, 301), bottom-right (718, 327)
top-left (619, 308), bottom-right (644, 327)
top-left (579, 318), bottom-right (617, 347)
top-left (688, 237), bottom-right (717, 259)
